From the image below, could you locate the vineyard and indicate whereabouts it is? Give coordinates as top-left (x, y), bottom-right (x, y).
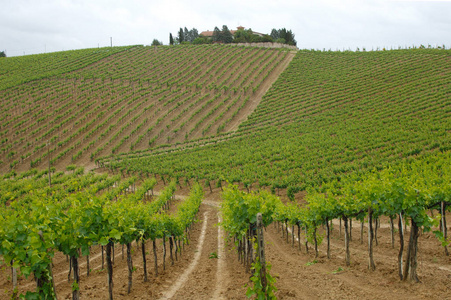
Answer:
top-left (101, 48), bottom-right (450, 195)
top-left (0, 45), bottom-right (294, 173)
top-left (0, 45), bottom-right (450, 299)
top-left (0, 168), bottom-right (205, 299)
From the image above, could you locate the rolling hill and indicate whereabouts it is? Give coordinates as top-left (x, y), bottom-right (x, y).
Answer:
top-left (0, 45), bottom-right (295, 173)
top-left (0, 45), bottom-right (449, 192)
top-left (98, 48), bottom-right (451, 196)
top-left (1, 44), bottom-right (450, 300)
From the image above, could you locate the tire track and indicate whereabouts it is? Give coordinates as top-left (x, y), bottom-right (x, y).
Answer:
top-left (212, 213), bottom-right (226, 300)
top-left (158, 211), bottom-right (209, 300)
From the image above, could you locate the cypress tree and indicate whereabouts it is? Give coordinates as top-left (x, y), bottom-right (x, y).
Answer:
top-left (222, 25), bottom-right (233, 43)
top-left (212, 26), bottom-right (221, 42)
top-left (184, 27), bottom-right (190, 42)
top-left (270, 29), bottom-right (279, 40)
top-left (178, 28), bottom-right (184, 43)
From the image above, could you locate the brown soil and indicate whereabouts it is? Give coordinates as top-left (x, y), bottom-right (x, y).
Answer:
top-left (1, 47), bottom-right (295, 174)
top-left (1, 186), bottom-right (450, 299)
top-left (227, 51), bottom-right (296, 133)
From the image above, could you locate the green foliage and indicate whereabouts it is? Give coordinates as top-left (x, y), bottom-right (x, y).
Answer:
top-left (211, 25), bottom-right (234, 44)
top-left (221, 186), bottom-right (278, 299)
top-left (0, 46), bottom-right (133, 90)
top-left (1, 45), bottom-right (286, 171)
top-left (305, 260), bottom-right (318, 266)
top-left (212, 26), bottom-right (221, 43)
top-left (270, 28), bottom-right (297, 46)
top-left (72, 281), bottom-right (79, 292)
top-left (104, 48), bottom-right (451, 196)
top-left (246, 257), bottom-right (277, 300)
top-left (332, 267), bottom-right (344, 274)
top-left (261, 35), bottom-right (274, 43)
top-left (222, 25), bottom-right (233, 44)
top-left (176, 27), bottom-right (199, 44)
top-left (433, 230), bottom-right (450, 247)
top-left (221, 184), bottom-right (278, 238)
top-left (66, 164), bottom-right (76, 172)
top-left (0, 170), bottom-right (203, 299)
top-left (192, 36), bottom-right (211, 44)
top-left (234, 29), bottom-right (254, 43)
top-left (151, 39), bottom-right (163, 46)
top-left (178, 28), bottom-right (184, 43)
top-left (233, 28), bottom-right (273, 44)
top-left (286, 185), bottom-right (298, 201)
top-left (273, 151), bottom-right (451, 252)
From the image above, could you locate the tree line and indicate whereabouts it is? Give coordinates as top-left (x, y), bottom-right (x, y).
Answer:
top-left (166, 26), bottom-right (297, 46)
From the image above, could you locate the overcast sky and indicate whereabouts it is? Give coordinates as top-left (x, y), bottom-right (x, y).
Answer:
top-left (1, 0), bottom-right (451, 56)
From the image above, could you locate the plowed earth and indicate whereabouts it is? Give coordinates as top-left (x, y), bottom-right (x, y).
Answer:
top-left (1, 185), bottom-right (450, 299)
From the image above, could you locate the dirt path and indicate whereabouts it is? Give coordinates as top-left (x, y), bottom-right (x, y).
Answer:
top-left (213, 213), bottom-right (227, 300)
top-left (159, 199), bottom-right (245, 299)
top-left (227, 51), bottom-right (296, 132)
top-left (159, 211), bottom-right (210, 299)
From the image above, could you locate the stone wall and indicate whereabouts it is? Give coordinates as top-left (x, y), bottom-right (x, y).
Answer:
top-left (228, 42), bottom-right (298, 51)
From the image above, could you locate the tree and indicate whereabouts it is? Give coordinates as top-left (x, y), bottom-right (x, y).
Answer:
top-left (174, 27), bottom-right (199, 44)
top-left (184, 27), bottom-right (190, 42)
top-left (270, 29), bottom-right (279, 40)
top-left (212, 26), bottom-right (221, 43)
top-left (190, 28), bottom-right (199, 42)
top-left (178, 28), bottom-right (184, 43)
top-left (261, 35), bottom-right (273, 43)
top-left (0, 51), bottom-right (5, 58)
top-left (192, 36), bottom-right (210, 44)
top-left (279, 28), bottom-right (288, 41)
top-left (151, 39), bottom-right (162, 46)
top-left (269, 28), bottom-right (297, 46)
top-left (285, 30), bottom-right (297, 46)
top-left (250, 34), bottom-right (263, 43)
top-left (233, 28), bottom-right (253, 43)
top-left (169, 33), bottom-right (174, 46)
top-left (222, 25), bottom-right (233, 43)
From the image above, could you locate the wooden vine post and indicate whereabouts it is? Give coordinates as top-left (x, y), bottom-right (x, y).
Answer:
top-left (441, 202), bottom-right (449, 256)
top-left (256, 213), bottom-right (267, 293)
top-left (47, 140), bottom-right (51, 187)
top-left (11, 261), bottom-right (17, 297)
top-left (106, 240), bottom-right (114, 300)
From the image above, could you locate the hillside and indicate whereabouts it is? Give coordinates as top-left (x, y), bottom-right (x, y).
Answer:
top-left (1, 46), bottom-right (450, 300)
top-left (0, 45), bottom-right (295, 173)
top-left (101, 48), bottom-right (450, 195)
top-left (0, 46), bottom-right (133, 91)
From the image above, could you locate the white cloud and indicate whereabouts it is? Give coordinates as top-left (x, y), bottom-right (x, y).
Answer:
top-left (1, 0), bottom-right (450, 56)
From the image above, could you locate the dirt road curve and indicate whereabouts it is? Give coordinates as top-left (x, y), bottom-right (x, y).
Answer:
top-left (1, 193), bottom-right (450, 299)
